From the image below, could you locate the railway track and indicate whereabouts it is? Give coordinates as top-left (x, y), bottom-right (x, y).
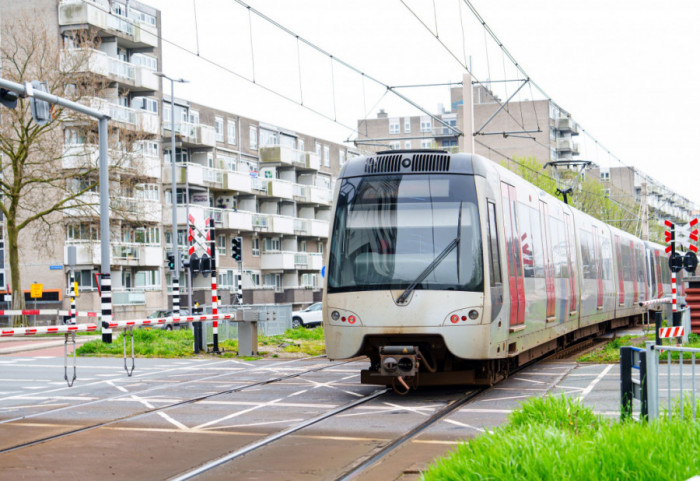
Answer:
top-left (0, 355), bottom-right (357, 455)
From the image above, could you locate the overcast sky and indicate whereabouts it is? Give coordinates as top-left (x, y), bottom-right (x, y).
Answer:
top-left (145, 0), bottom-right (700, 206)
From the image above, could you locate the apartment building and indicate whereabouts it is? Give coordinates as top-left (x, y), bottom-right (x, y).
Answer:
top-left (590, 165), bottom-right (693, 224)
top-left (0, 0), bottom-right (355, 319)
top-left (356, 84), bottom-right (580, 165)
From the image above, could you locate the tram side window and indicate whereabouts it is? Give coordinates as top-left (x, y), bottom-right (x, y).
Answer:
top-left (487, 202), bottom-right (501, 286)
top-left (580, 231), bottom-right (595, 279)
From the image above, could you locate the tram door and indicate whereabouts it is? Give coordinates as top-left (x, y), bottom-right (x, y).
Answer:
top-left (501, 183), bottom-right (525, 327)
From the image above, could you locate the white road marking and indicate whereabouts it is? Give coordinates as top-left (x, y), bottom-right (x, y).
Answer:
top-left (106, 381), bottom-right (129, 393)
top-left (195, 397), bottom-right (284, 430)
top-left (444, 418), bottom-right (485, 433)
top-left (130, 395), bottom-right (191, 432)
top-left (579, 364), bottom-right (614, 400)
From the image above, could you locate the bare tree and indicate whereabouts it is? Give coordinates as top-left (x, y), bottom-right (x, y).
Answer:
top-left (0, 15), bottom-right (139, 324)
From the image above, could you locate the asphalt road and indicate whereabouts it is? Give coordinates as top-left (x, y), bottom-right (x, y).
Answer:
top-left (0, 344), bottom-right (635, 481)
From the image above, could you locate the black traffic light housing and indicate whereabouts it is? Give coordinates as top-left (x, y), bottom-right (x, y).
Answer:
top-left (29, 81), bottom-right (51, 126)
top-left (231, 236), bottom-right (242, 261)
top-left (199, 253), bottom-right (211, 277)
top-left (166, 253), bottom-right (175, 270)
top-left (0, 88), bottom-right (18, 109)
top-left (189, 253), bottom-right (200, 277)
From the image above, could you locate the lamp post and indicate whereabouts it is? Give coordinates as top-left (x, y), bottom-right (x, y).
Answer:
top-left (154, 72), bottom-right (188, 315)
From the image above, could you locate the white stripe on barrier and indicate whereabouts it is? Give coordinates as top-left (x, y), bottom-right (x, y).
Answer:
top-left (105, 313), bottom-right (236, 330)
top-left (659, 326), bottom-right (684, 338)
top-left (1, 324), bottom-right (99, 337)
top-left (639, 298), bottom-right (672, 307)
top-left (0, 309), bottom-right (101, 317)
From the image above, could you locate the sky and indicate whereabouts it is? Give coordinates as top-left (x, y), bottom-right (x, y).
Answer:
top-left (145, 0), bottom-right (700, 206)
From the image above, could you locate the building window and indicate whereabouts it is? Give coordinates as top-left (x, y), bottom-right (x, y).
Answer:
top-left (298, 139), bottom-right (305, 152)
top-left (601, 171), bottom-right (610, 181)
top-left (390, 141), bottom-right (400, 150)
top-left (315, 141), bottom-right (321, 157)
top-left (217, 235), bottom-right (226, 256)
top-left (227, 120), bottom-right (236, 145)
top-left (262, 237), bottom-right (280, 252)
top-left (389, 118), bottom-right (400, 134)
top-left (249, 126), bottom-right (258, 151)
top-left (405, 140), bottom-right (411, 149)
top-left (323, 145), bottom-right (330, 167)
top-left (317, 242), bottom-right (324, 254)
top-left (260, 128), bottom-right (279, 146)
top-left (420, 116), bottom-right (432, 133)
top-left (404, 118), bottom-right (411, 133)
top-left (252, 238), bottom-right (260, 256)
top-left (215, 117), bottom-right (224, 142)
top-left (339, 150), bottom-right (346, 166)
top-left (299, 240), bottom-right (307, 252)
top-left (420, 139), bottom-right (432, 149)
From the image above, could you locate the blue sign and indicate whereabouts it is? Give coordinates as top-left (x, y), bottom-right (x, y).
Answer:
top-left (49, 265), bottom-right (63, 270)
top-left (321, 266), bottom-right (325, 278)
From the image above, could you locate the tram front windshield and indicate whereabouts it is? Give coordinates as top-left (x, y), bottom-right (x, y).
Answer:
top-left (328, 174), bottom-right (483, 294)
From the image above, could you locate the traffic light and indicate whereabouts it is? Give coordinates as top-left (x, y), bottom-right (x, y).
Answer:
top-left (166, 253), bottom-right (175, 270)
top-left (189, 253), bottom-right (200, 277)
top-left (231, 237), bottom-right (242, 261)
top-left (0, 88), bottom-right (18, 109)
top-left (199, 253), bottom-right (211, 277)
top-left (28, 81), bottom-right (51, 126)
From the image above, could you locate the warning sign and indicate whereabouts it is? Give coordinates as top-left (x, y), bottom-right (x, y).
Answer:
top-left (30, 283), bottom-right (43, 299)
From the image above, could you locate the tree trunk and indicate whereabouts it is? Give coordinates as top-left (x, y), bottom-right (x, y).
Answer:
top-left (7, 223), bottom-right (26, 327)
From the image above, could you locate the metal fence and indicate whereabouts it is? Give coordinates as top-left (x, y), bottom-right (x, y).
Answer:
top-left (646, 341), bottom-right (700, 421)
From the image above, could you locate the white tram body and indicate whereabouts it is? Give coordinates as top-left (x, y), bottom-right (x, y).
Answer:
top-left (323, 151), bottom-right (675, 386)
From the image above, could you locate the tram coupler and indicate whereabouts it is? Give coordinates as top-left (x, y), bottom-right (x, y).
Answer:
top-left (379, 345), bottom-right (418, 377)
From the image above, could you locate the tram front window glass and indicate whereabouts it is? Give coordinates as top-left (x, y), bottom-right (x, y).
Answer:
top-left (328, 174), bottom-right (483, 293)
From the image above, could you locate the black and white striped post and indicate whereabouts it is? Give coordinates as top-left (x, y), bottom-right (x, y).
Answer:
top-left (100, 273), bottom-right (112, 343)
top-left (69, 271), bottom-right (76, 325)
top-left (236, 273), bottom-right (242, 304)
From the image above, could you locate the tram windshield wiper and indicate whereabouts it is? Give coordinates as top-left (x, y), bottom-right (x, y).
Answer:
top-left (396, 202), bottom-right (462, 304)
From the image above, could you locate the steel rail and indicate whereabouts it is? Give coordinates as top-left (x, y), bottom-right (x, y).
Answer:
top-left (0, 356), bottom-right (357, 454)
top-left (333, 388), bottom-right (486, 481)
top-left (170, 388), bottom-right (390, 481)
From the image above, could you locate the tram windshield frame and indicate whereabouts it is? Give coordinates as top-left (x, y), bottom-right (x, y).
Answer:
top-left (327, 173), bottom-right (483, 294)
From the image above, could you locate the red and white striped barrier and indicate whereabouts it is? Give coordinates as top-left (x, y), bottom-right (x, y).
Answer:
top-left (659, 326), bottom-right (685, 338)
top-left (639, 298), bottom-right (673, 307)
top-left (0, 309), bottom-right (100, 317)
top-left (103, 313), bottom-right (236, 330)
top-left (0, 324), bottom-right (99, 337)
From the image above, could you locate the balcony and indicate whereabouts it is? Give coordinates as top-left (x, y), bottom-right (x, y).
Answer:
top-left (64, 240), bottom-right (161, 267)
top-left (261, 251), bottom-right (297, 270)
top-left (556, 117), bottom-right (579, 135)
top-left (556, 139), bottom-right (580, 155)
top-left (259, 145), bottom-right (322, 171)
top-left (59, 0), bottom-right (158, 49)
top-left (62, 144), bottom-right (160, 177)
top-left (265, 178), bottom-right (294, 200)
top-left (61, 48), bottom-right (158, 91)
top-left (293, 252), bottom-right (324, 270)
top-left (163, 122), bottom-right (216, 148)
top-left (293, 184), bottom-right (332, 205)
top-left (112, 289), bottom-right (147, 306)
top-left (113, 197), bottom-right (161, 223)
top-left (224, 171), bottom-right (253, 194)
top-left (295, 218), bottom-right (330, 238)
top-left (85, 98), bottom-right (159, 134)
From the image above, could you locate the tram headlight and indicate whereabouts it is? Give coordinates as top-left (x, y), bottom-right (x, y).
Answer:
top-left (326, 307), bottom-right (362, 326)
top-left (331, 310), bottom-right (340, 321)
top-left (468, 309), bottom-right (479, 320)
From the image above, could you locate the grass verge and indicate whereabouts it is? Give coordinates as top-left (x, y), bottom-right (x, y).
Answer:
top-left (578, 333), bottom-right (700, 363)
top-left (421, 395), bottom-right (700, 481)
top-left (76, 326), bottom-right (325, 358)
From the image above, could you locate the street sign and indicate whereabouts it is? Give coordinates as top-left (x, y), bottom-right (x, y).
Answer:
top-left (30, 283), bottom-right (43, 298)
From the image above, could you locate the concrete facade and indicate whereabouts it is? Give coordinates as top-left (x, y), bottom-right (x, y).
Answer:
top-left (0, 0), bottom-right (355, 320)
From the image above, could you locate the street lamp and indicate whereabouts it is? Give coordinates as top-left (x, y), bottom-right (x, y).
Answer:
top-left (154, 72), bottom-right (188, 314)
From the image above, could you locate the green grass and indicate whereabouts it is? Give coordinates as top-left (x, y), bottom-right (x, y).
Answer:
top-left (577, 333), bottom-right (700, 363)
top-left (77, 326), bottom-right (326, 358)
top-left (421, 395), bottom-right (700, 481)
top-left (77, 328), bottom-right (196, 358)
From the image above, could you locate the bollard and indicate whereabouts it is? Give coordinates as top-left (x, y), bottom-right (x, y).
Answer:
top-left (655, 310), bottom-right (662, 346)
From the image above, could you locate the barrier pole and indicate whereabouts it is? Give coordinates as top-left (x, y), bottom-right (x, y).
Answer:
top-left (210, 217), bottom-right (220, 354)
